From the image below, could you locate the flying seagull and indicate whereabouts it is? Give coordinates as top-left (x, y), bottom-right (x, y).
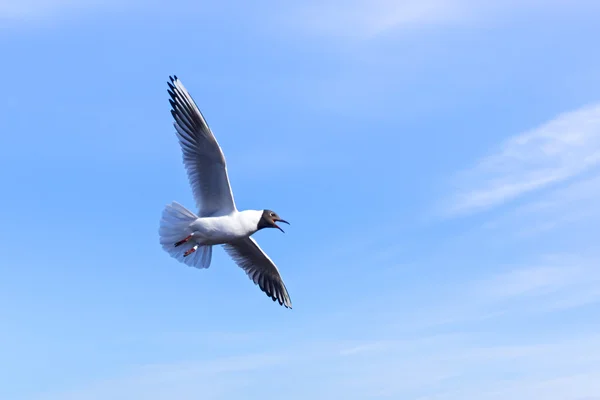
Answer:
top-left (159, 75), bottom-right (292, 309)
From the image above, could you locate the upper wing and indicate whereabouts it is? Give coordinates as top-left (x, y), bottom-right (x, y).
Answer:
top-left (167, 76), bottom-right (236, 217)
top-left (223, 237), bottom-right (292, 309)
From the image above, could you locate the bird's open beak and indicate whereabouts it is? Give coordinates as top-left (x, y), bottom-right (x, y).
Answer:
top-left (273, 218), bottom-right (290, 233)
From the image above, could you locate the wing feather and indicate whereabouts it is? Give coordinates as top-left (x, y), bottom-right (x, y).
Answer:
top-left (223, 237), bottom-right (292, 309)
top-left (167, 76), bottom-right (236, 217)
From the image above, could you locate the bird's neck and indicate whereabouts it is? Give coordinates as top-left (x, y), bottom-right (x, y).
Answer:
top-left (236, 210), bottom-right (264, 233)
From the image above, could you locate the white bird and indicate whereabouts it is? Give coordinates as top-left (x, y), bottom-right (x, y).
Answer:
top-left (159, 75), bottom-right (293, 309)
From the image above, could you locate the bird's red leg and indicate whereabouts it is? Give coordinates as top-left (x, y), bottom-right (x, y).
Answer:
top-left (174, 234), bottom-right (192, 247)
top-left (184, 245), bottom-right (198, 257)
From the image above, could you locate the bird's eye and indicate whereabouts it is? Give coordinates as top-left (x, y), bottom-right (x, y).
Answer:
top-left (270, 212), bottom-right (275, 217)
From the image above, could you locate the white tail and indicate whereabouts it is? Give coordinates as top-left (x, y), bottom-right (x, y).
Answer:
top-left (159, 201), bottom-right (213, 269)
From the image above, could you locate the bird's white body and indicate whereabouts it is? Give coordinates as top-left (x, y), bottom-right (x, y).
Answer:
top-left (188, 210), bottom-right (263, 245)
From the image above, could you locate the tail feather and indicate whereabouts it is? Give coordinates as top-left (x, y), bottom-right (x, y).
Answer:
top-left (159, 202), bottom-right (212, 269)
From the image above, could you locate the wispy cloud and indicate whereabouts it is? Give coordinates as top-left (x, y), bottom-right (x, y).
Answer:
top-left (58, 333), bottom-right (600, 400)
top-left (33, 252), bottom-right (600, 400)
top-left (463, 254), bottom-right (600, 316)
top-left (36, 352), bottom-right (290, 400)
top-left (419, 371), bottom-right (600, 400)
top-left (445, 103), bottom-right (600, 216)
top-left (277, 0), bottom-right (599, 39)
top-left (375, 252), bottom-right (600, 333)
top-left (480, 173), bottom-right (600, 238)
top-left (0, 0), bottom-right (124, 21)
top-left (473, 256), bottom-right (596, 300)
top-left (1, 0), bottom-right (79, 19)
top-left (279, 0), bottom-right (466, 39)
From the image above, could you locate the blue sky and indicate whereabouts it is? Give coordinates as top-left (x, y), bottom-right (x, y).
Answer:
top-left (2, 0), bottom-right (600, 399)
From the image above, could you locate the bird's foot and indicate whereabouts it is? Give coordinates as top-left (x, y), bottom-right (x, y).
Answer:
top-left (184, 244), bottom-right (198, 257)
top-left (174, 234), bottom-right (193, 247)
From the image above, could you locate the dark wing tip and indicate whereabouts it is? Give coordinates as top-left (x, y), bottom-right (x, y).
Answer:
top-left (275, 288), bottom-right (293, 309)
top-left (260, 281), bottom-right (292, 309)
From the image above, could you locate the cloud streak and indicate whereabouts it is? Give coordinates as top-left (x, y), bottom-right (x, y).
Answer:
top-left (280, 0), bottom-right (466, 39)
top-left (473, 257), bottom-right (596, 300)
top-left (464, 254), bottom-right (600, 317)
top-left (445, 103), bottom-right (600, 216)
top-left (39, 333), bottom-right (600, 400)
top-left (277, 0), bottom-right (600, 39)
top-left (478, 173), bottom-right (600, 239)
top-left (0, 0), bottom-right (128, 21)
top-left (31, 247), bottom-right (600, 400)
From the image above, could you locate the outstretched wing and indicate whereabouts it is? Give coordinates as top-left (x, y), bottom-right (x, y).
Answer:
top-left (167, 76), bottom-right (236, 217)
top-left (223, 237), bottom-right (292, 309)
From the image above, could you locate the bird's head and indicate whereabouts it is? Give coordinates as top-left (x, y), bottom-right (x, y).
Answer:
top-left (258, 209), bottom-right (290, 233)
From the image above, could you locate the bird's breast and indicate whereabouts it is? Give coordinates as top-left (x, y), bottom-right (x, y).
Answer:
top-left (189, 215), bottom-right (253, 245)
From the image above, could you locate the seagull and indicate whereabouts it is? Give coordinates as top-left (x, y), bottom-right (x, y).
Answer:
top-left (159, 75), bottom-right (292, 309)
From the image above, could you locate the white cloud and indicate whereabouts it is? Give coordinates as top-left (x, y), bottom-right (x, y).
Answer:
top-left (35, 352), bottom-right (290, 400)
top-left (478, 173), bottom-right (600, 238)
top-left (422, 372), bottom-right (600, 400)
top-left (376, 252), bottom-right (600, 333)
top-left (278, 0), bottom-right (600, 39)
top-left (473, 258), bottom-right (595, 300)
top-left (1, 0), bottom-right (76, 18)
top-left (33, 268), bottom-right (600, 400)
top-left (367, 334), bottom-right (600, 400)
top-left (470, 256), bottom-right (600, 314)
top-left (280, 0), bottom-right (466, 39)
top-left (0, 0), bottom-right (121, 20)
top-left (445, 103), bottom-right (600, 216)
